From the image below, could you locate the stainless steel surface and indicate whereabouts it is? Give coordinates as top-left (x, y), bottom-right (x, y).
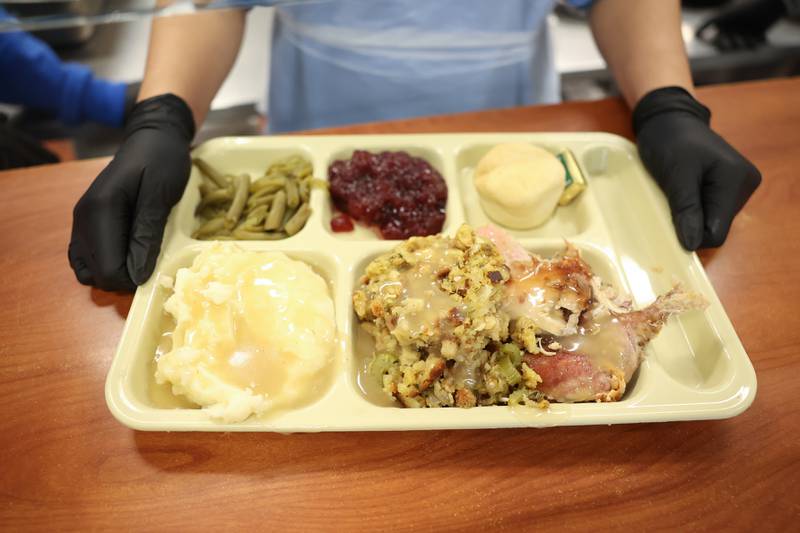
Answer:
top-left (558, 8), bottom-right (800, 100)
top-left (0, 0), bottom-right (310, 33)
top-left (5, 0), bottom-right (106, 45)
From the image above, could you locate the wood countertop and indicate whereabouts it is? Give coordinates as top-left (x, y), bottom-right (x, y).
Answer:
top-left (1, 78), bottom-right (798, 530)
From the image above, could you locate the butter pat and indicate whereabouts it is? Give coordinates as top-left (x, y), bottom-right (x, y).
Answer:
top-left (474, 144), bottom-right (565, 229)
top-left (155, 244), bottom-right (336, 423)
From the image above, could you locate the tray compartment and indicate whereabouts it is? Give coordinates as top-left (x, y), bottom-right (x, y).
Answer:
top-left (349, 239), bottom-right (639, 407)
top-left (579, 142), bottom-right (739, 392)
top-left (455, 142), bottom-right (597, 239)
top-left (319, 143), bottom-right (463, 240)
top-left (106, 242), bottom-right (345, 424)
top-left (174, 139), bottom-right (318, 242)
top-left (648, 310), bottom-right (735, 392)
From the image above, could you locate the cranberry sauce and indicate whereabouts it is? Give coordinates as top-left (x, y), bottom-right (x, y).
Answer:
top-left (328, 150), bottom-right (447, 239)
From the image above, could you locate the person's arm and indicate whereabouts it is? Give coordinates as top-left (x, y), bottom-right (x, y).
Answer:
top-left (589, 0), bottom-right (693, 108)
top-left (0, 27), bottom-right (127, 127)
top-left (69, 9), bottom-right (246, 291)
top-left (139, 8), bottom-right (247, 126)
top-left (586, 0), bottom-right (761, 251)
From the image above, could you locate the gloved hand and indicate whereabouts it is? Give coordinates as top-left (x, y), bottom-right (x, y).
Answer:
top-left (633, 86), bottom-right (761, 250)
top-left (69, 94), bottom-right (195, 291)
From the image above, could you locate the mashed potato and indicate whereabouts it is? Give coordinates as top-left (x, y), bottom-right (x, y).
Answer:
top-left (155, 244), bottom-right (336, 422)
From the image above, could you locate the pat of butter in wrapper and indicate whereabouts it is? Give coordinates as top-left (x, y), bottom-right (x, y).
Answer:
top-left (474, 143), bottom-right (565, 229)
top-left (155, 243), bottom-right (336, 423)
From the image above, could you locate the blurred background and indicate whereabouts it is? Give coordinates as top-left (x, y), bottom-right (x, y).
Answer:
top-left (1, 0), bottom-right (798, 164)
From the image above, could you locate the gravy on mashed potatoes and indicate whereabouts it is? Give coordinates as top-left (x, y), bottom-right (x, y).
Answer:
top-left (156, 244), bottom-right (336, 422)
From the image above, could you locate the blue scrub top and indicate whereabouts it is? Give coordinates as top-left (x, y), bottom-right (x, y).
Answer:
top-left (269, 0), bottom-right (592, 132)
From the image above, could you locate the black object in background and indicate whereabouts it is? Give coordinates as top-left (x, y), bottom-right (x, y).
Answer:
top-left (696, 0), bottom-right (789, 51)
top-left (683, 0), bottom-right (732, 7)
top-left (0, 113), bottom-right (59, 170)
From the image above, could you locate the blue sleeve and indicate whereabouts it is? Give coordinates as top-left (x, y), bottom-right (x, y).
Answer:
top-left (0, 9), bottom-right (127, 127)
top-left (564, 0), bottom-right (595, 8)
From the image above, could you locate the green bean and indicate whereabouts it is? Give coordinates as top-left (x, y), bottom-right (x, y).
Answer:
top-left (192, 217), bottom-right (226, 239)
top-left (245, 204), bottom-right (268, 221)
top-left (285, 180), bottom-right (300, 209)
top-left (198, 182), bottom-right (217, 197)
top-left (280, 157), bottom-right (295, 167)
top-left (198, 232), bottom-right (235, 241)
top-left (265, 190), bottom-right (286, 231)
top-left (197, 187), bottom-right (233, 210)
top-left (246, 198), bottom-right (275, 214)
top-left (193, 158), bottom-right (229, 189)
top-left (197, 205), bottom-right (226, 220)
top-left (251, 184), bottom-right (276, 199)
top-left (243, 214), bottom-right (266, 229)
top-left (248, 183), bottom-right (284, 205)
top-left (250, 175), bottom-right (287, 194)
top-left (266, 162), bottom-right (287, 173)
top-left (281, 204), bottom-right (298, 226)
top-left (232, 228), bottom-right (287, 240)
top-left (260, 182), bottom-right (287, 196)
top-left (284, 203), bottom-right (311, 236)
top-left (257, 183), bottom-right (285, 198)
top-left (241, 209), bottom-right (268, 229)
top-left (290, 163), bottom-right (311, 177)
top-left (200, 171), bottom-right (221, 192)
top-left (193, 154), bottom-right (314, 240)
top-left (246, 192), bottom-right (276, 211)
top-left (298, 180), bottom-right (310, 202)
top-left (224, 174), bottom-right (250, 230)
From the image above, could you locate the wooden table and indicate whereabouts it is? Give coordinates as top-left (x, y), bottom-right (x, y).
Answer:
top-left (1, 78), bottom-right (798, 531)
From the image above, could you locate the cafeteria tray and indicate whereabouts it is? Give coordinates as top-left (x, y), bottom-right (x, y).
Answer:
top-left (105, 133), bottom-right (757, 432)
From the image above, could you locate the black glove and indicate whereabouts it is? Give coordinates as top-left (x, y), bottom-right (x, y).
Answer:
top-left (69, 94), bottom-right (195, 291)
top-left (633, 87), bottom-right (761, 250)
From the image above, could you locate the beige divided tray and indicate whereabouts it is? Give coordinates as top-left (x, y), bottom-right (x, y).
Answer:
top-left (105, 133), bottom-right (756, 432)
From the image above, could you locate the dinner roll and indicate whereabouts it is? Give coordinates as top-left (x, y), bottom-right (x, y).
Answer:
top-left (474, 144), bottom-right (565, 229)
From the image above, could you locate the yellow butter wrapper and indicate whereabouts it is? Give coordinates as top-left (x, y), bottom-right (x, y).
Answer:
top-left (556, 149), bottom-right (587, 206)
